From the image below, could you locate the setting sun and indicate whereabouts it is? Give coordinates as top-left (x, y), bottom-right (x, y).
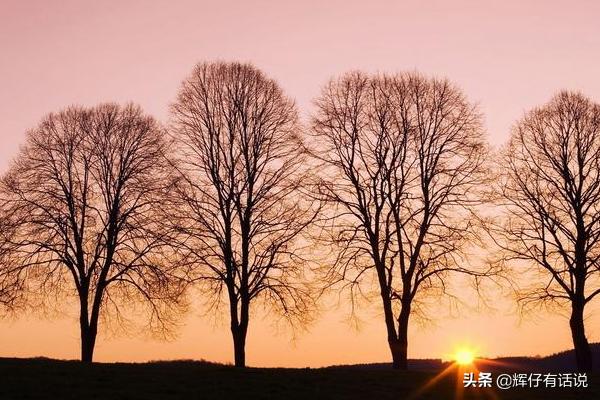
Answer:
top-left (454, 349), bottom-right (475, 365)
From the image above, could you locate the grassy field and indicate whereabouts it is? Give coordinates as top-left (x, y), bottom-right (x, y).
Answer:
top-left (0, 357), bottom-right (597, 399)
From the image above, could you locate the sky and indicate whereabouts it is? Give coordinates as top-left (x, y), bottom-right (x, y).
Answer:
top-left (1, 0), bottom-right (600, 367)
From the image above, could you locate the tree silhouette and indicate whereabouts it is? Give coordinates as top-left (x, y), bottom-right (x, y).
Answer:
top-left (0, 220), bottom-right (24, 312)
top-left (170, 62), bottom-right (317, 368)
top-left (493, 91), bottom-right (600, 372)
top-left (312, 71), bottom-right (491, 369)
top-left (0, 104), bottom-right (186, 362)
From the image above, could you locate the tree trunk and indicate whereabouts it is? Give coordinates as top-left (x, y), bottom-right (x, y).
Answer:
top-left (390, 301), bottom-right (410, 370)
top-left (80, 325), bottom-right (98, 363)
top-left (570, 301), bottom-right (593, 372)
top-left (227, 279), bottom-right (249, 368)
top-left (78, 294), bottom-right (93, 363)
top-left (79, 313), bottom-right (98, 363)
top-left (79, 296), bottom-right (99, 363)
top-left (388, 338), bottom-right (407, 369)
top-left (231, 325), bottom-right (247, 368)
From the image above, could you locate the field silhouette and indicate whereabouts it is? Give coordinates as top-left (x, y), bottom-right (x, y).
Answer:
top-left (1, 345), bottom-right (598, 400)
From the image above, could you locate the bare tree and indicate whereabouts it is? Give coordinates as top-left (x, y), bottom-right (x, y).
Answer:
top-left (312, 71), bottom-right (490, 369)
top-left (0, 220), bottom-right (24, 312)
top-left (0, 272), bottom-right (18, 309)
top-left (170, 62), bottom-right (317, 368)
top-left (0, 104), bottom-right (186, 363)
top-left (493, 91), bottom-right (600, 372)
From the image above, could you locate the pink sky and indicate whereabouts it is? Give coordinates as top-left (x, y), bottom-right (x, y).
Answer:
top-left (1, 0), bottom-right (599, 366)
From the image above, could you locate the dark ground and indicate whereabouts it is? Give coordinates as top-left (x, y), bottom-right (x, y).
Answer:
top-left (0, 357), bottom-right (598, 400)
